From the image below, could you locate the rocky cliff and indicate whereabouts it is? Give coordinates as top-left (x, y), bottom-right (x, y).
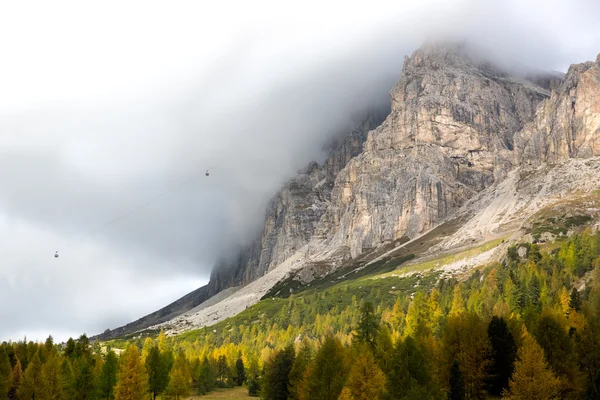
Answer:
top-left (305, 43), bottom-right (550, 264)
top-left (208, 109), bottom-right (388, 293)
top-left (515, 56), bottom-right (600, 165)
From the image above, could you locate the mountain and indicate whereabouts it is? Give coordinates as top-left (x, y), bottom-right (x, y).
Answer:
top-left (95, 43), bottom-right (600, 340)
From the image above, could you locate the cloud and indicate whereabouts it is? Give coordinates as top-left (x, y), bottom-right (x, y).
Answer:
top-left (0, 0), bottom-right (599, 341)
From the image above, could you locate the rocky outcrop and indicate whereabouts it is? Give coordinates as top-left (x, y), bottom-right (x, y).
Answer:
top-left (308, 43), bottom-right (550, 261)
top-left (208, 109), bottom-right (388, 292)
top-left (515, 56), bottom-right (600, 165)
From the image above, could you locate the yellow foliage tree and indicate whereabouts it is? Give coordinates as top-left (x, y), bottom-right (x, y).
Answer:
top-left (341, 348), bottom-right (385, 400)
top-left (504, 327), bottom-right (560, 399)
top-left (114, 345), bottom-right (148, 400)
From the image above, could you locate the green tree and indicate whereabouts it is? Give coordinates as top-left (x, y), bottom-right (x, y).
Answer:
top-left (8, 359), bottom-right (23, 400)
top-left (0, 347), bottom-right (11, 397)
top-left (261, 345), bottom-right (295, 400)
top-left (166, 351), bottom-right (191, 400)
top-left (145, 346), bottom-right (168, 399)
top-left (114, 345), bottom-right (148, 400)
top-left (195, 356), bottom-right (215, 395)
top-left (99, 351), bottom-right (118, 400)
top-left (18, 351), bottom-right (45, 400)
top-left (216, 355), bottom-right (231, 387)
top-left (305, 335), bottom-right (348, 400)
top-left (570, 288), bottom-right (582, 311)
top-left (60, 359), bottom-right (75, 399)
top-left (386, 336), bottom-right (433, 399)
top-left (288, 338), bottom-right (313, 400)
top-left (71, 356), bottom-right (97, 400)
top-left (40, 354), bottom-right (64, 400)
top-left (234, 357), bottom-right (245, 386)
top-left (246, 358), bottom-right (261, 397)
top-left (355, 302), bottom-right (380, 349)
top-left (486, 316), bottom-right (517, 396)
top-left (448, 360), bottom-right (465, 400)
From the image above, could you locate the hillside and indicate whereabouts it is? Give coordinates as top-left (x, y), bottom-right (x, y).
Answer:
top-left (97, 43), bottom-right (600, 341)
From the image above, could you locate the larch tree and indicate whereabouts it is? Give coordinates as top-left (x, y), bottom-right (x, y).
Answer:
top-left (504, 328), bottom-right (560, 399)
top-left (166, 351), bottom-right (192, 400)
top-left (40, 354), bottom-right (64, 400)
top-left (341, 346), bottom-right (385, 400)
top-left (114, 345), bottom-right (148, 400)
top-left (8, 359), bottom-right (23, 400)
top-left (306, 335), bottom-right (348, 400)
top-left (0, 347), bottom-right (11, 397)
top-left (18, 351), bottom-right (45, 400)
top-left (288, 338), bottom-right (313, 400)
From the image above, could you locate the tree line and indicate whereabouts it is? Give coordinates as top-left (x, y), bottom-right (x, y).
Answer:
top-left (3, 230), bottom-right (600, 399)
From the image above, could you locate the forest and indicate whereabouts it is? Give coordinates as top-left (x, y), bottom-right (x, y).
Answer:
top-left (2, 230), bottom-right (600, 399)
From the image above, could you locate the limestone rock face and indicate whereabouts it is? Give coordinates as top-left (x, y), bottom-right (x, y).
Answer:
top-left (208, 109), bottom-right (387, 292)
top-left (515, 57), bottom-right (600, 165)
top-left (309, 43), bottom-right (549, 259)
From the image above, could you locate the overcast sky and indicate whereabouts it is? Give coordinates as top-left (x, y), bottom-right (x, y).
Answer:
top-left (0, 0), bottom-right (599, 342)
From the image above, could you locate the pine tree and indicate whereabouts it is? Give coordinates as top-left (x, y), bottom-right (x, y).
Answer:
top-left (235, 357), bottom-right (245, 386)
top-left (246, 358), bottom-right (261, 397)
top-left (145, 346), bottom-right (168, 400)
top-left (570, 287), bottom-right (582, 311)
top-left (486, 316), bottom-right (517, 396)
top-left (114, 345), bottom-right (148, 400)
top-left (386, 336), bottom-right (432, 399)
top-left (0, 347), bottom-right (11, 398)
top-left (355, 302), bottom-right (380, 349)
top-left (504, 329), bottom-right (560, 399)
top-left (71, 356), bottom-right (97, 400)
top-left (40, 354), bottom-right (64, 400)
top-left (166, 351), bottom-right (191, 400)
top-left (261, 345), bottom-right (295, 400)
top-left (305, 336), bottom-right (348, 400)
top-left (99, 350), bottom-right (118, 400)
top-left (8, 359), bottom-right (23, 400)
top-left (216, 355), bottom-right (231, 387)
top-left (448, 360), bottom-right (465, 400)
top-left (196, 356), bottom-right (215, 395)
top-left (288, 338), bottom-right (313, 400)
top-left (341, 346), bottom-right (385, 400)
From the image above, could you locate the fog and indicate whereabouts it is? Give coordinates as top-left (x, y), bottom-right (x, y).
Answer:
top-left (0, 0), bottom-right (599, 341)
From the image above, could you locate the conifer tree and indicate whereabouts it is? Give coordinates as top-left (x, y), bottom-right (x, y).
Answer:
top-left (355, 302), bottom-right (380, 349)
top-left (262, 345), bottom-right (295, 400)
top-left (0, 347), bottom-right (11, 398)
top-left (60, 358), bottom-right (75, 399)
top-left (504, 329), bottom-right (560, 399)
top-left (166, 351), bottom-right (191, 400)
top-left (196, 356), bottom-right (215, 395)
top-left (216, 355), bottom-right (230, 387)
top-left (18, 351), bottom-right (45, 400)
top-left (114, 345), bottom-right (148, 400)
top-left (8, 359), bottom-right (23, 400)
top-left (486, 316), bottom-right (517, 396)
top-left (288, 338), bottom-right (313, 400)
top-left (570, 287), bottom-right (582, 311)
top-left (235, 357), bottom-right (246, 386)
top-left (40, 354), bottom-right (64, 400)
top-left (140, 338), bottom-right (154, 364)
top-left (387, 336), bottom-right (433, 399)
top-left (306, 336), bottom-right (348, 400)
top-left (246, 358), bottom-right (261, 397)
top-left (71, 356), bottom-right (97, 400)
top-left (99, 350), bottom-right (118, 400)
top-left (341, 346), bottom-right (385, 400)
top-left (448, 360), bottom-right (465, 400)
top-left (145, 346), bottom-right (168, 400)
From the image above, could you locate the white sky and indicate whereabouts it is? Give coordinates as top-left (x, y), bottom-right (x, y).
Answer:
top-left (0, 0), bottom-right (599, 342)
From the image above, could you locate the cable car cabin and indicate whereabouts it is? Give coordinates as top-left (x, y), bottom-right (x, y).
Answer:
top-left (205, 170), bottom-right (209, 177)
top-left (54, 252), bottom-right (59, 258)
